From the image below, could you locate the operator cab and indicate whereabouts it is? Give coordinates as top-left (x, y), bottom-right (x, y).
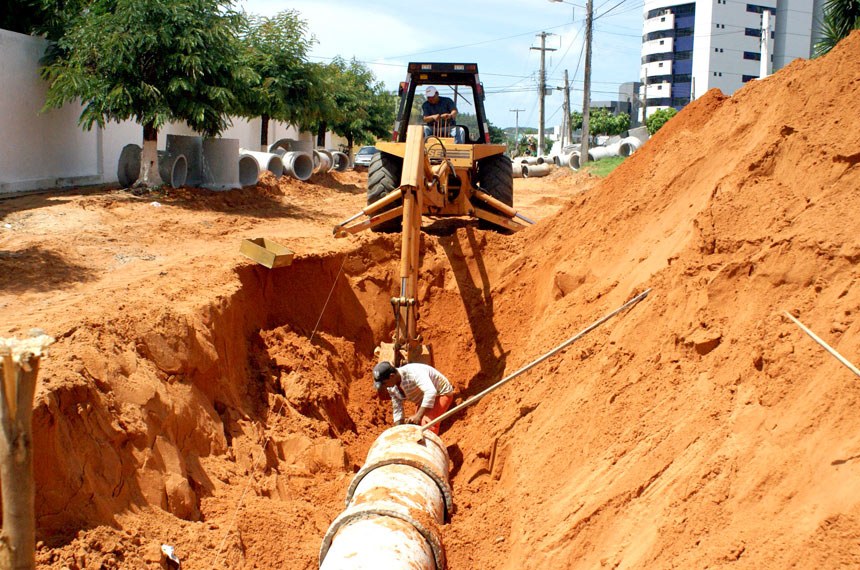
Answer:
top-left (393, 62), bottom-right (492, 145)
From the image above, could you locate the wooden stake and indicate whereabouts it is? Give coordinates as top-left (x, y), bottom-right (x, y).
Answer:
top-left (0, 335), bottom-right (53, 570)
top-left (783, 311), bottom-right (860, 378)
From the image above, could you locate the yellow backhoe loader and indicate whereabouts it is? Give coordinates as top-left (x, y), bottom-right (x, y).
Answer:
top-left (333, 62), bottom-right (534, 367)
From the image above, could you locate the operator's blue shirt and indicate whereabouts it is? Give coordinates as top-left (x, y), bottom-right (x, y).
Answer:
top-left (421, 97), bottom-right (457, 126)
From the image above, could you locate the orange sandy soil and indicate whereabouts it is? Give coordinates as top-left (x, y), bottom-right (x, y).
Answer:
top-left (2, 31), bottom-right (860, 569)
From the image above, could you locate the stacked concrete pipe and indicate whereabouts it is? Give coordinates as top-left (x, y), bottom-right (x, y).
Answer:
top-left (166, 135), bottom-right (203, 186)
top-left (523, 162), bottom-right (551, 178)
top-left (202, 138), bottom-right (242, 190)
top-left (314, 149), bottom-right (333, 174)
top-left (331, 151), bottom-right (350, 172)
top-left (320, 424), bottom-right (452, 570)
top-left (240, 149), bottom-right (284, 178)
top-left (618, 136), bottom-right (642, 157)
top-left (512, 162), bottom-right (526, 178)
top-left (282, 151), bottom-right (314, 181)
top-left (157, 151), bottom-right (188, 188)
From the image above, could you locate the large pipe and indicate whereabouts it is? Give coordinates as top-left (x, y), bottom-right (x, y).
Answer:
top-left (331, 151), bottom-right (350, 172)
top-left (523, 163), bottom-right (551, 178)
top-left (166, 135), bottom-right (203, 186)
top-left (117, 143), bottom-right (141, 187)
top-left (618, 136), bottom-right (642, 157)
top-left (238, 154), bottom-right (260, 186)
top-left (313, 149), bottom-right (333, 174)
top-left (239, 149), bottom-right (284, 178)
top-left (320, 425), bottom-right (452, 570)
top-left (157, 151), bottom-right (188, 188)
top-left (202, 138), bottom-right (241, 190)
top-left (512, 163), bottom-right (525, 178)
top-left (282, 151), bottom-right (314, 181)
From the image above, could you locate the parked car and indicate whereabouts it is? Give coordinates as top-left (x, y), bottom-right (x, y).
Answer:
top-left (353, 145), bottom-right (378, 168)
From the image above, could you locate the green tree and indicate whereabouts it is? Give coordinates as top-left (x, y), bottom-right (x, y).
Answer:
top-left (236, 10), bottom-right (316, 150)
top-left (569, 110), bottom-right (583, 132)
top-left (814, 0), bottom-right (860, 57)
top-left (588, 109), bottom-right (630, 137)
top-left (302, 58), bottom-right (395, 158)
top-left (645, 107), bottom-right (678, 135)
top-left (1, 0), bottom-right (87, 39)
top-left (487, 120), bottom-right (506, 145)
top-left (40, 0), bottom-right (254, 187)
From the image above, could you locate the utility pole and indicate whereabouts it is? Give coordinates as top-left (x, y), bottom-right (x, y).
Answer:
top-left (580, 0), bottom-right (593, 164)
top-left (510, 108), bottom-right (525, 154)
top-left (531, 32), bottom-right (556, 156)
top-left (760, 10), bottom-right (773, 79)
top-left (563, 69), bottom-right (572, 148)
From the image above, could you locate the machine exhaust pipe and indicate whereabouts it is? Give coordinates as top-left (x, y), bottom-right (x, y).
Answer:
top-left (320, 425), bottom-right (452, 569)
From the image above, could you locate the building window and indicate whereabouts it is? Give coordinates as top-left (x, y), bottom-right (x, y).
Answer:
top-left (742, 74), bottom-right (759, 82)
top-left (744, 51), bottom-right (762, 61)
top-left (658, 62), bottom-right (664, 67)
top-left (660, 40), bottom-right (665, 45)
top-left (746, 4), bottom-right (774, 15)
top-left (714, 48), bottom-right (724, 53)
top-left (745, 27), bottom-right (759, 37)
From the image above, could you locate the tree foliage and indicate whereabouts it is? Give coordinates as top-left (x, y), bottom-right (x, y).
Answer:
top-left (645, 107), bottom-right (678, 135)
top-left (588, 108), bottom-right (630, 136)
top-left (1, 0), bottom-right (88, 39)
top-left (235, 10), bottom-right (316, 141)
top-left (302, 58), bottom-right (396, 149)
top-left (570, 110), bottom-right (583, 132)
top-left (40, 0), bottom-right (254, 137)
top-left (814, 0), bottom-right (860, 57)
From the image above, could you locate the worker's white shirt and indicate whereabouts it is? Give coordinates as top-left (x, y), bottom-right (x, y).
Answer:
top-left (387, 363), bottom-right (454, 423)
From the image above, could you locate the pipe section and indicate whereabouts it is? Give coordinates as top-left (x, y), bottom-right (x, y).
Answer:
top-left (166, 135), bottom-right (203, 186)
top-left (282, 151), bottom-right (314, 181)
top-left (239, 149), bottom-right (285, 178)
top-left (320, 424), bottom-right (452, 570)
top-left (238, 154), bottom-right (260, 186)
top-left (524, 163), bottom-right (551, 178)
top-left (512, 163), bottom-right (525, 178)
top-left (331, 151), bottom-right (350, 172)
top-left (313, 149), bottom-right (333, 174)
top-left (618, 136), bottom-right (642, 157)
top-left (157, 151), bottom-right (188, 188)
top-left (202, 138), bottom-right (241, 190)
top-left (117, 144), bottom-right (141, 187)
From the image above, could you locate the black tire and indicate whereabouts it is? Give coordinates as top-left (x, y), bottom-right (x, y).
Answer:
top-left (367, 151), bottom-right (404, 232)
top-left (475, 154), bottom-right (515, 231)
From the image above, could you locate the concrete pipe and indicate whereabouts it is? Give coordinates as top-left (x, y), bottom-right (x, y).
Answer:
top-left (157, 151), bottom-right (188, 188)
top-left (239, 149), bottom-right (284, 178)
top-left (238, 154), bottom-right (260, 186)
top-left (202, 138), bottom-right (241, 191)
top-left (512, 164), bottom-right (525, 178)
top-left (117, 143), bottom-right (141, 188)
top-left (282, 151), bottom-right (314, 181)
top-left (320, 425), bottom-right (451, 570)
top-left (524, 163), bottom-right (551, 178)
top-left (331, 151), bottom-right (350, 172)
top-left (313, 150), bottom-right (333, 174)
top-left (588, 142), bottom-right (622, 162)
top-left (618, 136), bottom-right (642, 157)
top-left (569, 152), bottom-right (582, 171)
top-left (166, 135), bottom-right (203, 186)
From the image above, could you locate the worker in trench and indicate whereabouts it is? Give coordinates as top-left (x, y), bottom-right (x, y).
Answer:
top-left (373, 361), bottom-right (455, 435)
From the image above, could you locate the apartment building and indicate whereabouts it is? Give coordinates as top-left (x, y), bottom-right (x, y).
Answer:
top-left (639, 0), bottom-right (824, 120)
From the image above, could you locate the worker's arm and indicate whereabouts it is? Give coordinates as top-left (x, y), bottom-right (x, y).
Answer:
top-left (391, 394), bottom-right (404, 425)
top-left (407, 406), bottom-right (432, 425)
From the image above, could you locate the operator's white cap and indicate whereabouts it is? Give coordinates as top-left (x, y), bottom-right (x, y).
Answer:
top-left (425, 86), bottom-right (438, 97)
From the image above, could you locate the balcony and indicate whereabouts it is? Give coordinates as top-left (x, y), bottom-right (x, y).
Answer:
top-left (643, 12), bottom-right (675, 35)
top-left (642, 37), bottom-right (674, 57)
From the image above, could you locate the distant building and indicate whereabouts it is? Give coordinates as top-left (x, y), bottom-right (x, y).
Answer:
top-left (592, 81), bottom-right (644, 128)
top-left (639, 0), bottom-right (824, 121)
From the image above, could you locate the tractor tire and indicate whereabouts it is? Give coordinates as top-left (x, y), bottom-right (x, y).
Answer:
top-left (367, 151), bottom-right (403, 233)
top-left (475, 154), bottom-right (514, 231)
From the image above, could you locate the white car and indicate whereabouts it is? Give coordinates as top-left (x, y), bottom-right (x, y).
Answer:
top-left (353, 146), bottom-right (378, 168)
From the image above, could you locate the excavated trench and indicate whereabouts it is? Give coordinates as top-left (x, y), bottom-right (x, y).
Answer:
top-left (32, 227), bottom-right (507, 567)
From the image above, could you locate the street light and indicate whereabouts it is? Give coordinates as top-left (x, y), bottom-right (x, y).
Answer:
top-left (548, 0), bottom-right (580, 21)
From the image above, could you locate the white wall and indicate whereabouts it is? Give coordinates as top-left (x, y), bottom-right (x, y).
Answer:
top-left (0, 29), bottom-right (333, 196)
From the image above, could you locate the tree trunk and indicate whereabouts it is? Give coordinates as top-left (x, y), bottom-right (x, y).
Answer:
top-left (260, 114), bottom-right (270, 152)
top-left (346, 134), bottom-right (354, 163)
top-left (0, 336), bottom-right (52, 570)
top-left (136, 122), bottom-right (163, 188)
top-left (316, 123), bottom-right (326, 148)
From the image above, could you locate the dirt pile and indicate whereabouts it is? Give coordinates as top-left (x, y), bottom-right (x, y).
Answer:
top-left (439, 31), bottom-right (860, 568)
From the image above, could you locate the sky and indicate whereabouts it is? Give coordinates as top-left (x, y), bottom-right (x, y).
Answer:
top-left (239, 0), bottom-right (646, 130)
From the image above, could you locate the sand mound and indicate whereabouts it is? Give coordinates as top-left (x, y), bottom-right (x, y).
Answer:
top-left (439, 31), bottom-right (860, 568)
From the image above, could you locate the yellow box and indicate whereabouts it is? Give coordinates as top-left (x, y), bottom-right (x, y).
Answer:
top-left (239, 238), bottom-right (294, 269)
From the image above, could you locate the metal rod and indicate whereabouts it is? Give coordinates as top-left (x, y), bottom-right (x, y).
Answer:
top-left (783, 311), bottom-right (860, 378)
top-left (422, 288), bottom-right (652, 432)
